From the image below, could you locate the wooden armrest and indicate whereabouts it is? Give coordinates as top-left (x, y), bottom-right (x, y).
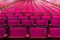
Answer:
top-left (19, 24), bottom-right (21, 25)
top-left (3, 34), bottom-right (8, 37)
top-left (48, 34), bottom-right (50, 37)
top-left (34, 24), bottom-right (36, 25)
top-left (49, 24), bottom-right (52, 26)
top-left (26, 34), bottom-right (29, 37)
top-left (3, 24), bottom-right (6, 26)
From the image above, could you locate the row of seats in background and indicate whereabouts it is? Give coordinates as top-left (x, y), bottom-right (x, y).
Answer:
top-left (0, 1), bottom-right (60, 20)
top-left (0, 0), bottom-right (60, 16)
top-left (0, 19), bottom-right (60, 27)
top-left (0, 13), bottom-right (60, 20)
top-left (0, 0), bottom-right (60, 39)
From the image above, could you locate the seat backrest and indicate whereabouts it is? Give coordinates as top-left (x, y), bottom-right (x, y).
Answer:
top-left (8, 20), bottom-right (20, 26)
top-left (41, 16), bottom-right (51, 20)
top-left (0, 28), bottom-right (6, 38)
top-left (7, 16), bottom-right (17, 20)
top-left (49, 28), bottom-right (60, 37)
top-left (52, 16), bottom-right (60, 19)
top-left (0, 20), bottom-right (5, 26)
top-left (9, 28), bottom-right (26, 38)
top-left (30, 28), bottom-right (47, 38)
top-left (51, 20), bottom-right (60, 26)
top-left (22, 20), bottom-right (34, 26)
top-left (36, 20), bottom-right (48, 26)
top-left (30, 16), bottom-right (40, 19)
top-left (18, 16), bottom-right (28, 19)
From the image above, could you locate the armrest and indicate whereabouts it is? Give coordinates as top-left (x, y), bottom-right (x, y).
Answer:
top-left (19, 24), bottom-right (21, 25)
top-left (49, 24), bottom-right (52, 26)
top-left (26, 34), bottom-right (29, 37)
top-left (48, 34), bottom-right (51, 37)
top-left (3, 24), bottom-right (6, 26)
top-left (3, 34), bottom-right (8, 38)
top-left (34, 24), bottom-right (37, 25)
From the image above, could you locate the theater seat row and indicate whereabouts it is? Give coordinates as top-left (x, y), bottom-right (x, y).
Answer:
top-left (0, 27), bottom-right (60, 38)
top-left (0, 19), bottom-right (60, 27)
top-left (0, 14), bottom-right (60, 20)
top-left (0, 20), bottom-right (48, 27)
top-left (0, 1), bottom-right (60, 16)
top-left (0, 0), bottom-right (60, 39)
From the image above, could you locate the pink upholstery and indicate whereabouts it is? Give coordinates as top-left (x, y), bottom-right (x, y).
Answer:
top-left (0, 28), bottom-right (6, 38)
top-left (49, 28), bottom-right (60, 37)
top-left (30, 16), bottom-right (40, 19)
top-left (8, 16), bottom-right (17, 20)
top-left (30, 28), bottom-right (47, 38)
top-left (0, 20), bottom-right (5, 26)
top-left (52, 16), bottom-right (60, 19)
top-left (18, 16), bottom-right (28, 19)
top-left (22, 20), bottom-right (34, 26)
top-left (9, 28), bottom-right (26, 38)
top-left (36, 20), bottom-right (48, 26)
top-left (8, 20), bottom-right (20, 26)
top-left (41, 16), bottom-right (51, 20)
top-left (51, 20), bottom-right (60, 26)
top-left (0, 14), bottom-right (6, 20)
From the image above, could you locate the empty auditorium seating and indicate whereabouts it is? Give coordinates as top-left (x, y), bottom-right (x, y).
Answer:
top-left (30, 16), bottom-right (40, 19)
top-left (49, 28), bottom-right (60, 38)
top-left (9, 28), bottom-right (26, 38)
top-left (0, 20), bottom-right (6, 26)
top-left (51, 20), bottom-right (60, 27)
top-left (0, 0), bottom-right (60, 39)
top-left (36, 20), bottom-right (48, 26)
top-left (18, 16), bottom-right (28, 19)
top-left (22, 20), bottom-right (34, 26)
top-left (6, 14), bottom-right (14, 16)
top-left (7, 16), bottom-right (17, 20)
top-left (0, 28), bottom-right (6, 38)
top-left (30, 28), bottom-right (47, 38)
top-left (6, 9), bottom-right (14, 14)
top-left (41, 16), bottom-right (51, 20)
top-left (25, 13), bottom-right (33, 16)
top-left (15, 10), bottom-right (20, 14)
top-left (1, 10), bottom-right (7, 14)
top-left (52, 16), bottom-right (60, 19)
top-left (0, 14), bottom-right (6, 20)
top-left (43, 1), bottom-right (60, 13)
top-left (8, 20), bottom-right (20, 27)
top-left (15, 13), bottom-right (23, 16)
top-left (33, 11), bottom-right (40, 15)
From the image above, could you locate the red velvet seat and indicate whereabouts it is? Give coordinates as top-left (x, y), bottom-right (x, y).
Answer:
top-left (9, 28), bottom-right (26, 38)
top-left (52, 16), bottom-right (60, 19)
top-left (18, 16), bottom-right (28, 19)
top-left (6, 14), bottom-right (14, 16)
top-left (30, 16), bottom-right (40, 19)
top-left (36, 20), bottom-right (48, 26)
top-left (51, 20), bottom-right (60, 27)
top-left (0, 20), bottom-right (5, 26)
top-left (0, 28), bottom-right (6, 38)
top-left (49, 28), bottom-right (60, 38)
top-left (8, 20), bottom-right (20, 26)
top-left (22, 20), bottom-right (34, 26)
top-left (30, 28), bottom-right (47, 38)
top-left (41, 16), bottom-right (51, 20)
top-left (8, 16), bottom-right (17, 20)
top-left (0, 14), bottom-right (6, 20)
